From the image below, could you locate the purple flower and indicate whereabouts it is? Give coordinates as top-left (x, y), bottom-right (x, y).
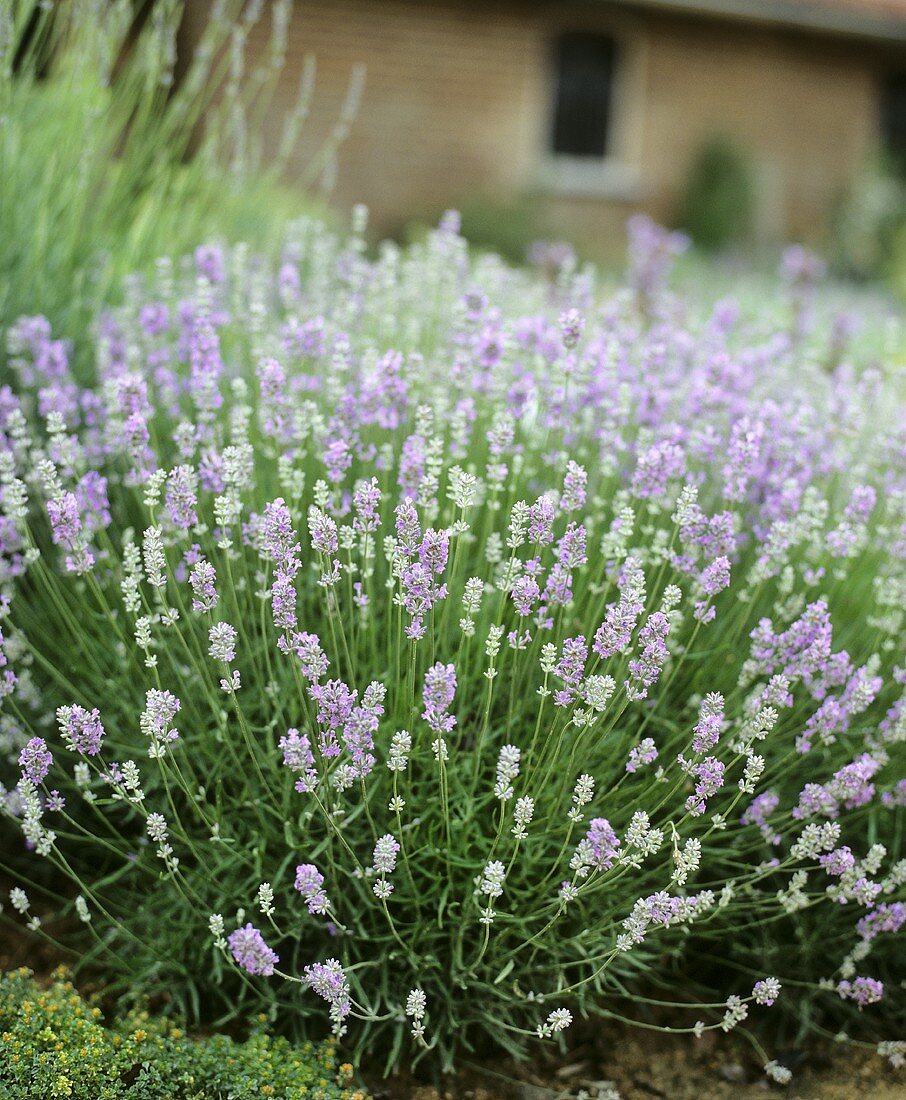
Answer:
top-left (559, 310), bottom-right (585, 351)
top-left (528, 495), bottom-right (556, 546)
top-left (399, 433), bottom-right (426, 498)
top-left (139, 302), bottom-right (169, 336)
top-left (166, 466), bottom-right (199, 530)
top-left (257, 358), bottom-right (290, 440)
top-left (285, 632), bottom-right (328, 682)
top-left (741, 790), bottom-right (781, 845)
top-left (632, 440), bottom-right (686, 500)
top-left (188, 320), bottom-right (224, 420)
top-left (511, 575), bottom-right (540, 617)
top-left (692, 694), bottom-right (724, 753)
top-left (309, 680), bottom-right (356, 758)
top-left (19, 738), bottom-right (52, 785)
top-left (794, 753), bottom-right (880, 820)
top-left (262, 498), bottom-right (300, 568)
top-left (626, 737), bottom-right (658, 773)
top-left (752, 978), bottom-right (781, 1006)
top-left (294, 863), bottom-right (330, 915)
top-left (303, 958), bottom-right (351, 1032)
top-left (76, 471), bottom-right (111, 532)
top-left (57, 705), bottom-right (105, 756)
top-left (819, 846), bottom-right (855, 877)
top-left (195, 244), bottom-right (226, 284)
top-left (560, 460), bottom-right (587, 511)
top-left (394, 500), bottom-right (422, 556)
top-left (593, 558), bottom-right (645, 660)
top-left (573, 818), bottom-right (620, 875)
top-left (353, 477), bottom-right (382, 534)
top-left (857, 903), bottom-right (906, 943)
top-left (47, 492), bottom-right (94, 574)
top-left (685, 757), bottom-right (725, 816)
top-left (625, 612), bottom-right (671, 701)
top-left (418, 529), bottom-right (449, 575)
top-left (341, 682), bottom-right (385, 778)
top-left (627, 214), bottom-right (688, 308)
top-left (698, 555), bottom-right (731, 598)
top-left (228, 923), bottom-right (279, 976)
top-left (308, 507), bottom-right (338, 556)
top-left (836, 977), bottom-right (883, 1007)
top-left (553, 636), bottom-right (587, 707)
top-left (723, 417), bottom-right (764, 502)
top-left (323, 437), bottom-right (352, 484)
top-left (423, 663), bottom-right (457, 733)
top-left (189, 557), bottom-right (218, 612)
top-left (280, 728), bottom-right (318, 793)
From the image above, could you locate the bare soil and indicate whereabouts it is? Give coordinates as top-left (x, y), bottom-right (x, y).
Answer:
top-left (367, 1023), bottom-right (905, 1100)
top-left (3, 925), bottom-right (902, 1099)
top-left (374, 1031), bottom-right (905, 1100)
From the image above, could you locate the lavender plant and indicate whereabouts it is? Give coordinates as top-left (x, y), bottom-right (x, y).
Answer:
top-left (0, 212), bottom-right (904, 1079)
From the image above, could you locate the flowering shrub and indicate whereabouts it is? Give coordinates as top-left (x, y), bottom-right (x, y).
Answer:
top-left (0, 212), bottom-right (903, 1077)
top-left (0, 966), bottom-right (365, 1098)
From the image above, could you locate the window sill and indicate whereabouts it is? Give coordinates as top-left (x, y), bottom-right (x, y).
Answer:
top-left (535, 157), bottom-right (646, 202)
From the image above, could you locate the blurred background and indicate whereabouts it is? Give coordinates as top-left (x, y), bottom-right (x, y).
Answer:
top-left (176, 0), bottom-right (906, 284)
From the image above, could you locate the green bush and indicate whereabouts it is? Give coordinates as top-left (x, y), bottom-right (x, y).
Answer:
top-left (677, 135), bottom-right (755, 251)
top-left (401, 196), bottom-right (544, 264)
top-left (829, 158), bottom-right (906, 287)
top-left (0, 967), bottom-right (367, 1100)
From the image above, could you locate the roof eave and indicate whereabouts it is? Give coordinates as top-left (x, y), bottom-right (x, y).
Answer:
top-left (609, 0), bottom-right (906, 44)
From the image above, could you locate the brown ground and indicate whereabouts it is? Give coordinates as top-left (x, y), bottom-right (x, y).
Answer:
top-left (3, 923), bottom-right (903, 1099)
top-left (370, 1025), bottom-right (906, 1100)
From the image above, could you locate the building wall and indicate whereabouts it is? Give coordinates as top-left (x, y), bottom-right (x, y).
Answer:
top-left (179, 0), bottom-right (902, 255)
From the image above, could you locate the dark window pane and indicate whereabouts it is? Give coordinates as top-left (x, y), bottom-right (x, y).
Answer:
top-left (881, 73), bottom-right (906, 175)
top-left (551, 33), bottom-right (617, 158)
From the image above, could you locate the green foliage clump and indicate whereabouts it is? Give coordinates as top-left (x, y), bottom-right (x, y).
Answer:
top-left (404, 196), bottom-right (544, 264)
top-left (829, 158), bottom-right (906, 292)
top-left (677, 135), bottom-right (755, 252)
top-left (0, 967), bottom-right (367, 1100)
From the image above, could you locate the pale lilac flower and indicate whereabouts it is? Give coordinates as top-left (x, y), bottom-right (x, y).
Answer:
top-left (423, 662), bottom-right (457, 734)
top-left (836, 977), bottom-right (884, 1007)
top-left (280, 728), bottom-right (317, 793)
top-left (294, 863), bottom-right (330, 915)
top-left (511, 574), bottom-right (540, 617)
top-left (166, 466), bottom-right (199, 530)
top-left (189, 557), bottom-right (218, 612)
top-left (56, 705), bottom-right (105, 756)
top-left (208, 622), bottom-right (237, 663)
top-left (626, 738), bottom-right (658, 773)
top-left (752, 977), bottom-right (781, 1006)
top-left (303, 958), bottom-right (351, 1033)
top-left (19, 738), bottom-right (52, 785)
top-left (228, 923), bottom-right (279, 976)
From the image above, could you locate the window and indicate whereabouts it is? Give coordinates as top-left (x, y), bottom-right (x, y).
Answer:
top-left (551, 33), bottom-right (618, 159)
top-left (881, 73), bottom-right (906, 175)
